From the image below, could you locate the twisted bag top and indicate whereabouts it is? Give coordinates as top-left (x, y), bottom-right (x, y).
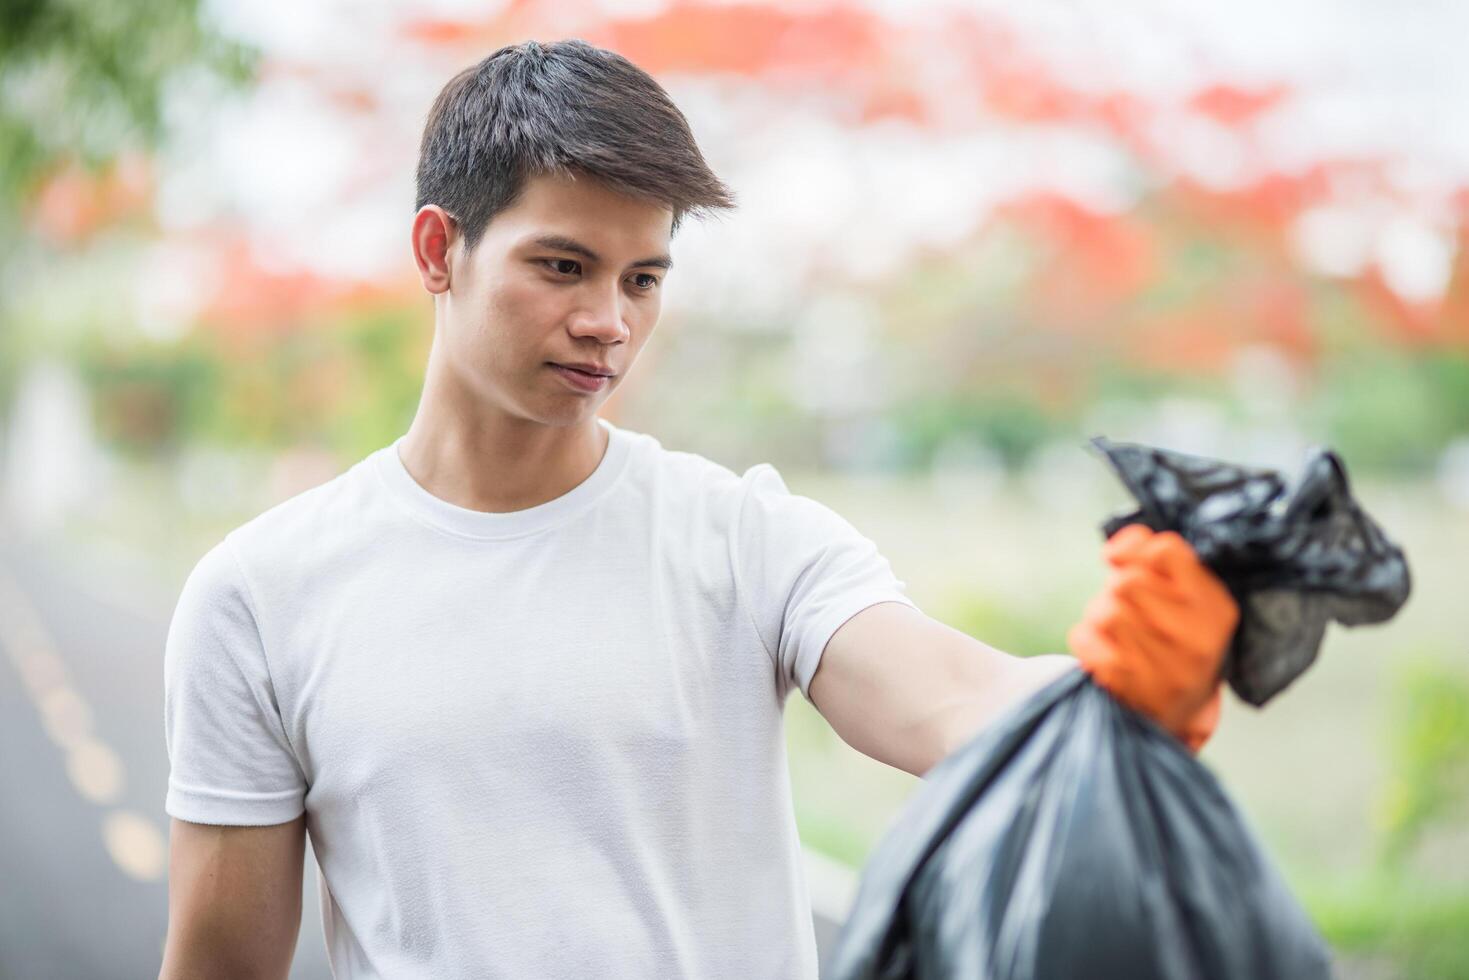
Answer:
top-left (1088, 437), bottom-right (1412, 706)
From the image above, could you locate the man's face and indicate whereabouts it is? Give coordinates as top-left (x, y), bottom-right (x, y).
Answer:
top-left (438, 170), bottom-right (673, 429)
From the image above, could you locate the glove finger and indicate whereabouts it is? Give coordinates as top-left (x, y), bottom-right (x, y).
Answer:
top-left (1110, 571), bottom-right (1222, 655)
top-left (1109, 565), bottom-right (1191, 619)
top-left (1070, 614), bottom-right (1214, 732)
top-left (1148, 529), bottom-right (1196, 580)
top-left (1067, 618), bottom-right (1120, 682)
top-left (1102, 524), bottom-right (1156, 568)
top-left (1091, 608), bottom-right (1186, 709)
top-left (1110, 559), bottom-right (1240, 648)
top-left (1106, 527), bottom-right (1212, 591)
top-left (1066, 617), bottom-right (1106, 666)
top-left (1137, 533), bottom-right (1236, 629)
top-left (1068, 619), bottom-right (1153, 718)
top-left (1079, 585), bottom-right (1181, 663)
top-left (1100, 588), bottom-right (1222, 717)
top-left (1125, 529), bottom-right (1198, 581)
top-left (1097, 567), bottom-right (1202, 649)
top-left (1178, 684), bottom-right (1223, 754)
top-left (1112, 615), bottom-right (1205, 721)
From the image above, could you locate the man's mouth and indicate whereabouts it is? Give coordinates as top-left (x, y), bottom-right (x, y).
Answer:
top-left (550, 362), bottom-right (614, 377)
top-left (548, 363), bottom-right (613, 391)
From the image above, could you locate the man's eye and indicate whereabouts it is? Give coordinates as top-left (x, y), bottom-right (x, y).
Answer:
top-left (543, 260), bottom-right (657, 291)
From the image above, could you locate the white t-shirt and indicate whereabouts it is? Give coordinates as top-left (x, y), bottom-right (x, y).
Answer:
top-left (163, 416), bottom-right (918, 979)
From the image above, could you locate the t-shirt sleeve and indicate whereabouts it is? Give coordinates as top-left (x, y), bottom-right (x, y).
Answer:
top-left (163, 536), bottom-right (307, 826)
top-left (732, 463), bottom-right (919, 704)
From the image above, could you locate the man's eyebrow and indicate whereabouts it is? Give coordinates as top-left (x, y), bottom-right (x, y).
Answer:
top-left (527, 234), bottom-right (673, 271)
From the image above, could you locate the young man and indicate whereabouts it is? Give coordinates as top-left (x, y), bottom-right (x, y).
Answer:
top-left (159, 39), bottom-right (1236, 979)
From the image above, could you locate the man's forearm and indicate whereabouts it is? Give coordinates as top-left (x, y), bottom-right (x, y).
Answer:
top-left (927, 653), bottom-right (1077, 773)
top-left (811, 602), bottom-right (1083, 779)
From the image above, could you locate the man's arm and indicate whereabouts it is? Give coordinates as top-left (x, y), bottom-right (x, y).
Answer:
top-left (808, 528), bottom-right (1241, 776)
top-left (808, 601), bottom-right (1075, 778)
top-left (158, 814), bottom-right (307, 980)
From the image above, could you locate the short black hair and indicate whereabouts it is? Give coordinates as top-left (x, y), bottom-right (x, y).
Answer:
top-left (415, 39), bottom-right (737, 255)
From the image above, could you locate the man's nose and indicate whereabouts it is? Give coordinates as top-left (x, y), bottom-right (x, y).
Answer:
top-left (568, 279), bottom-right (630, 343)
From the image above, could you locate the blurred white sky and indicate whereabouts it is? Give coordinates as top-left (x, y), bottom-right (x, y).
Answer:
top-left (137, 0), bottom-right (1468, 337)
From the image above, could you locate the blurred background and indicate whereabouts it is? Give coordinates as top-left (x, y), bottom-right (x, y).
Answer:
top-left (1, 0), bottom-right (1466, 976)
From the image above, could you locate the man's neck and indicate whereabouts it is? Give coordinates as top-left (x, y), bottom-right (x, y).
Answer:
top-left (396, 399), bottom-right (609, 515)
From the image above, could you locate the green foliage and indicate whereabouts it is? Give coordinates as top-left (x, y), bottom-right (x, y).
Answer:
top-left (0, 0), bottom-right (256, 222)
top-left (797, 812), bottom-right (874, 871)
top-left (0, 300), bottom-right (28, 425)
top-left (1376, 660), bottom-right (1469, 867)
top-left (325, 308), bottom-right (429, 459)
top-left (1090, 358), bottom-right (1233, 405)
top-left (72, 305), bottom-right (428, 459)
top-left (932, 589), bottom-right (1066, 658)
top-left (0, 0), bottom-right (258, 427)
top-left (889, 392), bottom-right (1061, 472)
top-left (1299, 659), bottom-right (1469, 976)
top-left (785, 687), bottom-right (922, 871)
top-left (1307, 350), bottom-right (1469, 473)
top-left (1305, 876), bottom-right (1469, 980)
top-left (72, 331), bottom-right (218, 456)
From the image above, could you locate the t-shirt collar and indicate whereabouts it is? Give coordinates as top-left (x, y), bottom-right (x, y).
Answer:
top-left (371, 416), bottom-right (631, 540)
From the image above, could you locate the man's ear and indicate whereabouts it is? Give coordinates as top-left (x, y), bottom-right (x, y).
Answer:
top-left (412, 205), bottom-right (457, 295)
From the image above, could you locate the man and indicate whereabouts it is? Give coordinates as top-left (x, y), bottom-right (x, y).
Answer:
top-left (158, 39), bottom-right (1236, 979)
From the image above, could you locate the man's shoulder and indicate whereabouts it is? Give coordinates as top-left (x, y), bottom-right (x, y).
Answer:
top-left (627, 432), bottom-right (770, 521)
top-left (223, 451), bottom-right (380, 573)
top-left (627, 426), bottom-right (771, 495)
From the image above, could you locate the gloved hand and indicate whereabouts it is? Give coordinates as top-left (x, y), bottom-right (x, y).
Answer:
top-left (1066, 524), bottom-right (1240, 753)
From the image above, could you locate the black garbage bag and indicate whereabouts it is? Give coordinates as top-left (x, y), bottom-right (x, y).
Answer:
top-left (825, 668), bottom-right (1335, 980)
top-left (825, 441), bottom-right (1412, 980)
top-left (1086, 437), bottom-right (1412, 706)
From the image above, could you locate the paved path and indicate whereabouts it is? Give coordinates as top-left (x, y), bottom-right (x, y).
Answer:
top-left (0, 522), bottom-right (334, 979)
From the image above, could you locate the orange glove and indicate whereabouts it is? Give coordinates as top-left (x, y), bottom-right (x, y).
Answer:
top-left (1066, 524), bottom-right (1240, 753)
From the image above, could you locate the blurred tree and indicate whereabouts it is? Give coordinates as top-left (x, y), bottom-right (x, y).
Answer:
top-left (1307, 350), bottom-right (1469, 473)
top-left (1303, 658), bottom-right (1469, 978)
top-left (0, 0), bottom-right (256, 415)
top-left (72, 302), bottom-right (431, 460)
top-left (1378, 660), bottom-right (1469, 870)
top-left (0, 0), bottom-right (253, 228)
